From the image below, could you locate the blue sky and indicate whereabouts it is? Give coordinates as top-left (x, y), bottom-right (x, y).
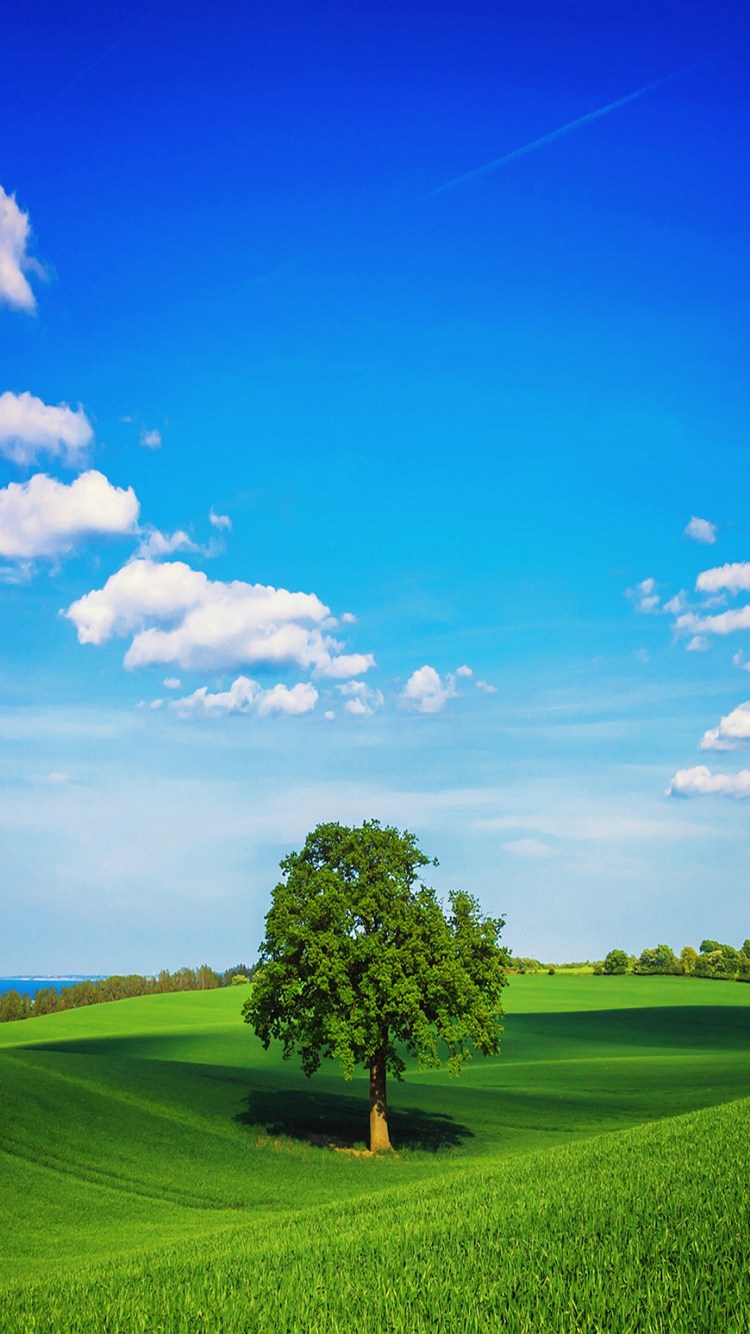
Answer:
top-left (1, 0), bottom-right (749, 972)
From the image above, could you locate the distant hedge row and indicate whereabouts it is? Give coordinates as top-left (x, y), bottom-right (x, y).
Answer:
top-left (0, 963), bottom-right (257, 1025)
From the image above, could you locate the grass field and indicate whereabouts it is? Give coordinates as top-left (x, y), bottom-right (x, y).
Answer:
top-left (2, 974), bottom-right (750, 1330)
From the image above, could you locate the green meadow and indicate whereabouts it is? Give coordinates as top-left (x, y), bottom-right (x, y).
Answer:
top-left (2, 974), bottom-right (750, 1331)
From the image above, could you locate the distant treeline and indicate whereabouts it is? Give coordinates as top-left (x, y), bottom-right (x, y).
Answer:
top-left (507, 942), bottom-right (750, 981)
top-left (0, 964), bottom-right (257, 1025)
top-left (597, 940), bottom-right (750, 981)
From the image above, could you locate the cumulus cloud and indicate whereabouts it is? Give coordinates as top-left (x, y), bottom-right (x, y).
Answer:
top-left (64, 558), bottom-right (374, 675)
top-left (337, 680), bottom-right (384, 716)
top-left (135, 528), bottom-right (200, 560)
top-left (686, 635), bottom-right (709, 652)
top-left (667, 765), bottom-right (750, 798)
top-left (0, 391), bottom-right (93, 468)
top-left (627, 577), bottom-right (659, 614)
top-left (696, 562), bottom-right (750, 595)
top-left (475, 679), bottom-right (497, 694)
top-left (170, 675), bottom-right (318, 718)
top-left (662, 591), bottom-right (686, 615)
top-left (0, 187), bottom-right (38, 312)
top-left (676, 607), bottom-right (750, 639)
top-left (139, 427), bottom-right (162, 450)
top-left (699, 701), bottom-right (750, 752)
top-left (209, 508), bottom-right (231, 532)
top-left (400, 664), bottom-right (472, 714)
top-left (684, 516), bottom-right (717, 545)
top-left (0, 471), bottom-right (139, 560)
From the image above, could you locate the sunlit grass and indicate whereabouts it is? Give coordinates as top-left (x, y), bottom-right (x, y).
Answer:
top-left (2, 974), bottom-right (749, 1329)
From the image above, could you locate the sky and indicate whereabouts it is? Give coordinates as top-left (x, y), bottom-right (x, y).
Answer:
top-left (1, 0), bottom-right (749, 973)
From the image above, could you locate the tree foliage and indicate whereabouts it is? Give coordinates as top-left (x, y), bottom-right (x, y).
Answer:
top-left (633, 944), bottom-right (677, 975)
top-left (0, 962), bottom-right (258, 1026)
top-left (243, 820), bottom-right (508, 1149)
top-left (602, 949), bottom-right (629, 975)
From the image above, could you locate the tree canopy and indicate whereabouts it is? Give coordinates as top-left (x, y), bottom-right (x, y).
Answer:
top-left (243, 820), bottom-right (508, 1151)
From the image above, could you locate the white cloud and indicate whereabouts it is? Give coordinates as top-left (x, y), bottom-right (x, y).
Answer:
top-left (501, 838), bottom-right (554, 859)
top-left (696, 562), bottom-right (750, 595)
top-left (136, 528), bottom-right (200, 560)
top-left (401, 665), bottom-right (458, 714)
top-left (170, 675), bottom-right (318, 718)
top-left (455, 664), bottom-right (473, 678)
top-left (475, 679), bottom-right (497, 694)
top-left (667, 765), bottom-right (750, 798)
top-left (322, 652), bottom-right (376, 679)
top-left (0, 187), bottom-right (38, 312)
top-left (324, 710), bottom-right (335, 720)
top-left (676, 607), bottom-right (750, 639)
top-left (163, 677), bottom-right (181, 690)
top-left (257, 682), bottom-right (318, 716)
top-left (337, 680), bottom-right (384, 717)
top-left (684, 516), bottom-right (717, 545)
top-left (627, 577), bottom-right (659, 614)
top-left (209, 508), bottom-right (231, 532)
top-left (662, 591), bottom-right (686, 615)
top-left (64, 558), bottom-right (373, 675)
top-left (686, 635), bottom-right (710, 652)
top-left (0, 471), bottom-right (139, 560)
top-left (139, 427), bottom-right (162, 450)
top-left (699, 701), bottom-right (750, 752)
top-left (634, 648), bottom-right (650, 664)
top-left (0, 391), bottom-right (93, 468)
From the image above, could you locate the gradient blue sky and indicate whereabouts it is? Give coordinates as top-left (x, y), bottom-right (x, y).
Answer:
top-left (2, 0), bottom-right (749, 972)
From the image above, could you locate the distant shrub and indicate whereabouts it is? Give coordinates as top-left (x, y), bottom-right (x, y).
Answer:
top-left (548, 966), bottom-right (556, 975)
top-left (230, 974), bottom-right (250, 985)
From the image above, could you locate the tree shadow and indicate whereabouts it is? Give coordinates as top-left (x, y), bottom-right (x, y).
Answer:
top-left (235, 1084), bottom-right (473, 1152)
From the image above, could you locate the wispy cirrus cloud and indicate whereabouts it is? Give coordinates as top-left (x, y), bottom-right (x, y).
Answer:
top-left (0, 391), bottom-right (93, 468)
top-left (430, 68), bottom-right (691, 195)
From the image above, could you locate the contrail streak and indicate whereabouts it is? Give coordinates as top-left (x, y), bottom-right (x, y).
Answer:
top-left (430, 67), bottom-right (694, 196)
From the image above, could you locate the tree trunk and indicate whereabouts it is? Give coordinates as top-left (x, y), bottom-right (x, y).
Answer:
top-left (369, 1046), bottom-right (392, 1152)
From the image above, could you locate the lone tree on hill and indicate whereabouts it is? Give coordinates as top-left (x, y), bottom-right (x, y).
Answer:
top-left (243, 820), bottom-right (508, 1152)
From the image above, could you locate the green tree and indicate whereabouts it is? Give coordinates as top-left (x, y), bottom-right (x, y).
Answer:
top-left (680, 946), bottom-right (698, 976)
top-left (602, 949), bottom-right (629, 975)
top-left (243, 820), bottom-right (508, 1152)
top-left (694, 946), bottom-right (740, 980)
top-left (700, 939), bottom-right (721, 955)
top-left (634, 944), bottom-right (677, 975)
